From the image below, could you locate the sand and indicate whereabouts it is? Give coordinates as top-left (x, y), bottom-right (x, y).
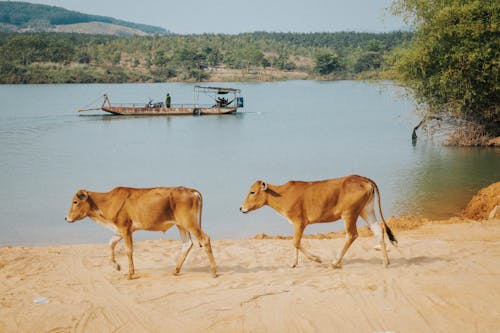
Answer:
top-left (1, 217), bottom-right (500, 332)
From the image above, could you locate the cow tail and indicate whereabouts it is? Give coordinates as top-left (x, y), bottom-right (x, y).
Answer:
top-left (195, 190), bottom-right (203, 248)
top-left (369, 178), bottom-right (398, 247)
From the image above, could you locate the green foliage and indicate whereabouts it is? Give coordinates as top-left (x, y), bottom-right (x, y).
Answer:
top-left (0, 31), bottom-right (411, 84)
top-left (77, 52), bottom-right (91, 64)
top-left (314, 50), bottom-right (341, 75)
top-left (392, 0), bottom-right (499, 133)
top-left (111, 52), bottom-right (121, 65)
top-left (353, 51), bottom-right (383, 73)
top-left (273, 53), bottom-right (296, 71)
top-left (1, 34), bottom-right (75, 64)
top-left (248, 31), bottom-right (411, 51)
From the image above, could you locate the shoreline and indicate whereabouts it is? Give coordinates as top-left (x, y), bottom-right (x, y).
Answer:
top-left (0, 66), bottom-right (386, 85)
top-left (0, 214), bottom-right (492, 248)
top-left (2, 216), bottom-right (500, 332)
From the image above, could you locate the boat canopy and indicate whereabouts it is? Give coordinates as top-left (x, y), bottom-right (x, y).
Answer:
top-left (194, 86), bottom-right (241, 95)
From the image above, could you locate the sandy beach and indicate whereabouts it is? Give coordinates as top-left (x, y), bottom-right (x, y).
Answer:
top-left (1, 215), bottom-right (500, 332)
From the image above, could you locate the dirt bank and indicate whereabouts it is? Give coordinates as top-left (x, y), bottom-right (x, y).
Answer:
top-left (463, 181), bottom-right (500, 219)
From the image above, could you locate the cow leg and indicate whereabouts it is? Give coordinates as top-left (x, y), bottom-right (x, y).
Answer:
top-left (331, 215), bottom-right (358, 269)
top-left (360, 202), bottom-right (389, 268)
top-left (291, 224), bottom-right (322, 268)
top-left (173, 227), bottom-right (193, 275)
top-left (123, 231), bottom-right (135, 279)
top-left (109, 234), bottom-right (123, 271)
top-left (290, 225), bottom-right (302, 268)
top-left (188, 227), bottom-right (217, 278)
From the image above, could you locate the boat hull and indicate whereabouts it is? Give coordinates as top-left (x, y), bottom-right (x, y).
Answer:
top-left (101, 106), bottom-right (237, 115)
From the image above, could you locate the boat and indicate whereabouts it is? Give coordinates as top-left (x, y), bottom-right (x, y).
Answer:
top-left (79, 86), bottom-right (244, 116)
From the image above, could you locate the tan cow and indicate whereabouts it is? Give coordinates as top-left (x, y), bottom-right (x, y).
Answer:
top-left (240, 175), bottom-right (397, 268)
top-left (65, 186), bottom-right (217, 278)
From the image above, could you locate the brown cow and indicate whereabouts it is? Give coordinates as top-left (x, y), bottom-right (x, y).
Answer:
top-left (240, 175), bottom-right (397, 268)
top-left (65, 186), bottom-right (217, 278)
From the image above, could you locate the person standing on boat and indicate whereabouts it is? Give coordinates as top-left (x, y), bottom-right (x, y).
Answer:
top-left (166, 93), bottom-right (171, 108)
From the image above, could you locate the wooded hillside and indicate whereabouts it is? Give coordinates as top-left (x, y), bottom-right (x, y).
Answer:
top-left (0, 31), bottom-right (411, 83)
top-left (0, 1), bottom-right (168, 34)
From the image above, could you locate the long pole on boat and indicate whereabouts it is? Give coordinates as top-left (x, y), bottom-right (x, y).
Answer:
top-left (78, 107), bottom-right (101, 112)
top-left (78, 94), bottom-right (108, 112)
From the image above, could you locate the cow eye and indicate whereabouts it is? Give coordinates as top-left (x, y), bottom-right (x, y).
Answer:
top-left (73, 201), bottom-right (78, 205)
top-left (250, 191), bottom-right (255, 195)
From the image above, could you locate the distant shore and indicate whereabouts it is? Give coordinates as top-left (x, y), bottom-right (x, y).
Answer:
top-left (0, 65), bottom-right (387, 84)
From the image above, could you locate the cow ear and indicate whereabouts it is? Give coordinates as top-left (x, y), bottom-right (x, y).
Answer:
top-left (76, 190), bottom-right (88, 201)
top-left (260, 181), bottom-right (268, 191)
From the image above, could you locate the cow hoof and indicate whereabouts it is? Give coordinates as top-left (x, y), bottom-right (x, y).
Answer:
top-left (329, 263), bottom-right (342, 269)
top-left (172, 270), bottom-right (181, 276)
top-left (211, 272), bottom-right (218, 278)
top-left (114, 263), bottom-right (121, 271)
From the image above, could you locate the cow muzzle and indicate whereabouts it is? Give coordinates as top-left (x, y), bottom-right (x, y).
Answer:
top-left (239, 206), bottom-right (249, 214)
top-left (65, 216), bottom-right (75, 223)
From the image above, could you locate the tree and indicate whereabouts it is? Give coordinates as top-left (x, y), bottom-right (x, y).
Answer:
top-left (392, 0), bottom-right (499, 136)
top-left (313, 50), bottom-right (341, 75)
top-left (111, 52), bottom-right (121, 65)
top-left (274, 53), bottom-right (296, 71)
top-left (353, 51), bottom-right (383, 73)
top-left (78, 52), bottom-right (91, 64)
top-left (153, 50), bottom-right (168, 66)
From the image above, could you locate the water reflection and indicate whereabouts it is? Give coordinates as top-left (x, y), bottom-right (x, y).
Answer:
top-left (394, 143), bottom-right (500, 218)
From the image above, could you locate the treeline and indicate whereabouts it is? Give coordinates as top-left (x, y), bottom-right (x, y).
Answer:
top-left (0, 1), bottom-right (167, 34)
top-left (0, 31), bottom-right (412, 83)
top-left (249, 31), bottom-right (410, 50)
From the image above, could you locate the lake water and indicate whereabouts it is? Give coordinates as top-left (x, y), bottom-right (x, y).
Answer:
top-left (0, 81), bottom-right (498, 246)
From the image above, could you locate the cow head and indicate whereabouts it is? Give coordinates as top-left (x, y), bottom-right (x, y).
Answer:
top-left (240, 180), bottom-right (269, 213)
top-left (65, 190), bottom-right (92, 223)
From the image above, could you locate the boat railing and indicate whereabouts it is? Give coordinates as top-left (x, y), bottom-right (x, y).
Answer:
top-left (108, 103), bottom-right (231, 109)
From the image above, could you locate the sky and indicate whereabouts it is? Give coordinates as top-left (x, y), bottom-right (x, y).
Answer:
top-left (15, 0), bottom-right (407, 34)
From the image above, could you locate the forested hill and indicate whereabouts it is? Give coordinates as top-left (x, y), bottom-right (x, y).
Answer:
top-left (0, 31), bottom-right (411, 84)
top-left (0, 1), bottom-right (168, 35)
